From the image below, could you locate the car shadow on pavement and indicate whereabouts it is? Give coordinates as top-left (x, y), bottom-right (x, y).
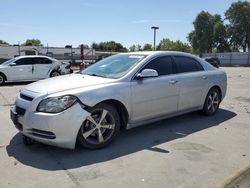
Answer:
top-left (6, 108), bottom-right (236, 171)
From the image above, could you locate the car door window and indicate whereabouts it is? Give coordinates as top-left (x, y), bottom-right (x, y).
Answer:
top-left (174, 56), bottom-right (204, 73)
top-left (33, 58), bottom-right (52, 64)
top-left (41, 58), bottom-right (52, 64)
top-left (15, 58), bottom-right (33, 66)
top-left (142, 56), bottom-right (174, 76)
top-left (32, 58), bottom-right (40, 65)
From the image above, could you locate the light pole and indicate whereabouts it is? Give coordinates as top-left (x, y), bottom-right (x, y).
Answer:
top-left (13, 42), bottom-right (20, 56)
top-left (46, 43), bottom-right (49, 54)
top-left (65, 45), bottom-right (73, 61)
top-left (151, 26), bottom-right (159, 51)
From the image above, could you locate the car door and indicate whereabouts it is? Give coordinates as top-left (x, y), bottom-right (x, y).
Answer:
top-left (130, 56), bottom-right (179, 123)
top-left (9, 58), bottom-right (33, 81)
top-left (173, 56), bottom-right (207, 111)
top-left (32, 57), bottom-right (53, 79)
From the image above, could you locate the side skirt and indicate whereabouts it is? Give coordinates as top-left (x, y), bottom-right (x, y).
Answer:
top-left (126, 106), bottom-right (203, 129)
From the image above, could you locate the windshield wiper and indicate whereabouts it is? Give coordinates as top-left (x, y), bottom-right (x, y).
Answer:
top-left (89, 74), bottom-right (107, 78)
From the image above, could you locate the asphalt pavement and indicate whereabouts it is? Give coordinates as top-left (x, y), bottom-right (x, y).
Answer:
top-left (0, 67), bottom-right (250, 188)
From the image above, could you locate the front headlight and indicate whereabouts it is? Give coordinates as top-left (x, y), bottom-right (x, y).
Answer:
top-left (37, 95), bottom-right (77, 113)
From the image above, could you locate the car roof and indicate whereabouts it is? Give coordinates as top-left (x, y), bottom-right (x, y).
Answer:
top-left (125, 51), bottom-right (216, 71)
top-left (123, 51), bottom-right (199, 57)
top-left (14, 55), bottom-right (55, 60)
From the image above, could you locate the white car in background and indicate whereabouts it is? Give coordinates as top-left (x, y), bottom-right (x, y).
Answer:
top-left (0, 55), bottom-right (71, 85)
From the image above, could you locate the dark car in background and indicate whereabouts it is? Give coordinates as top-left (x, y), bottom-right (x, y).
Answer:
top-left (204, 57), bottom-right (220, 68)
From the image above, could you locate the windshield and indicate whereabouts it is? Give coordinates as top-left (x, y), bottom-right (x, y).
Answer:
top-left (1, 58), bottom-right (16, 65)
top-left (82, 54), bottom-right (146, 79)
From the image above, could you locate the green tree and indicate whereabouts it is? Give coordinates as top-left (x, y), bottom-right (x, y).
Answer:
top-left (157, 38), bottom-right (192, 52)
top-left (135, 44), bottom-right (142, 51)
top-left (128, 44), bottom-right (143, 51)
top-left (157, 38), bottom-right (173, 50)
top-left (91, 41), bottom-right (127, 52)
top-left (22, 39), bottom-right (43, 46)
top-left (212, 14), bottom-right (231, 52)
top-left (91, 42), bottom-right (98, 49)
top-left (0, 40), bottom-right (9, 45)
top-left (225, 1), bottom-right (250, 52)
top-left (174, 40), bottom-right (192, 52)
top-left (142, 43), bottom-right (153, 51)
top-left (188, 11), bottom-right (214, 56)
top-left (129, 44), bottom-right (136, 52)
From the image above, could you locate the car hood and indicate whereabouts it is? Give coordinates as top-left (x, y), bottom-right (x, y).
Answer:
top-left (0, 64), bottom-right (7, 69)
top-left (23, 74), bottom-right (115, 95)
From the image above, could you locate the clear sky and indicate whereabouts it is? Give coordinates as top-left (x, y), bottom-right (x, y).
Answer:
top-left (0, 0), bottom-right (238, 48)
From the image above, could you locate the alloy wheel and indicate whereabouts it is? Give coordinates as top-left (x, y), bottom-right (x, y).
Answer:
top-left (81, 108), bottom-right (116, 145)
top-left (207, 90), bottom-right (220, 113)
top-left (51, 72), bottom-right (60, 77)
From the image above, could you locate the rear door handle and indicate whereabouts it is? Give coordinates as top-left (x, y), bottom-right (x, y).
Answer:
top-left (169, 80), bottom-right (178, 84)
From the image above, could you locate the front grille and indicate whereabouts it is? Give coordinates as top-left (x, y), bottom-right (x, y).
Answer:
top-left (31, 129), bottom-right (56, 139)
top-left (20, 93), bottom-right (33, 101)
top-left (16, 106), bottom-right (26, 116)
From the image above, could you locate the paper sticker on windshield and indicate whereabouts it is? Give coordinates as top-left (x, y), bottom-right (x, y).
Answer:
top-left (129, 55), bottom-right (144, 59)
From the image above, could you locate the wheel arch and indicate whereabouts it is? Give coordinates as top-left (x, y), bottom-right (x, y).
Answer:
top-left (0, 72), bottom-right (7, 81)
top-left (202, 85), bottom-right (222, 116)
top-left (209, 85), bottom-right (222, 99)
top-left (95, 99), bottom-right (129, 129)
top-left (48, 63), bottom-right (61, 76)
top-left (49, 69), bottom-right (60, 77)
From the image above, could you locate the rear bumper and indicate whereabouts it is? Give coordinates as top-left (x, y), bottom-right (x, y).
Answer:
top-left (10, 103), bottom-right (90, 149)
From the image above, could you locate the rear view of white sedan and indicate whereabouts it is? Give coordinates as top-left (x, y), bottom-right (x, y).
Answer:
top-left (10, 51), bottom-right (227, 149)
top-left (0, 55), bottom-right (71, 85)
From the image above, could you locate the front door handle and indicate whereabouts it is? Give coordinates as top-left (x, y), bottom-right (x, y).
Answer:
top-left (202, 76), bottom-right (207, 79)
top-left (169, 80), bottom-right (178, 85)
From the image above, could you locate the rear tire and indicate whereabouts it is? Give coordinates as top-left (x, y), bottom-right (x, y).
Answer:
top-left (50, 70), bottom-right (60, 77)
top-left (78, 103), bottom-right (120, 149)
top-left (0, 73), bottom-right (6, 85)
top-left (202, 88), bottom-right (221, 116)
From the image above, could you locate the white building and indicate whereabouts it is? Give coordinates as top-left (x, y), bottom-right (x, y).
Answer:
top-left (0, 45), bottom-right (95, 64)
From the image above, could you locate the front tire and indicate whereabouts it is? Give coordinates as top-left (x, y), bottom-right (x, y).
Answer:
top-left (0, 73), bottom-right (6, 85)
top-left (78, 103), bottom-right (120, 149)
top-left (203, 88), bottom-right (221, 116)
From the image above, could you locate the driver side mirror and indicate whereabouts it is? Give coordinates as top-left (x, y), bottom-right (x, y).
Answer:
top-left (136, 69), bottom-right (158, 79)
top-left (9, 63), bottom-right (16, 66)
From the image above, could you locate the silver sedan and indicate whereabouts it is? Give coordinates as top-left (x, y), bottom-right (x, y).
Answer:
top-left (10, 51), bottom-right (227, 149)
